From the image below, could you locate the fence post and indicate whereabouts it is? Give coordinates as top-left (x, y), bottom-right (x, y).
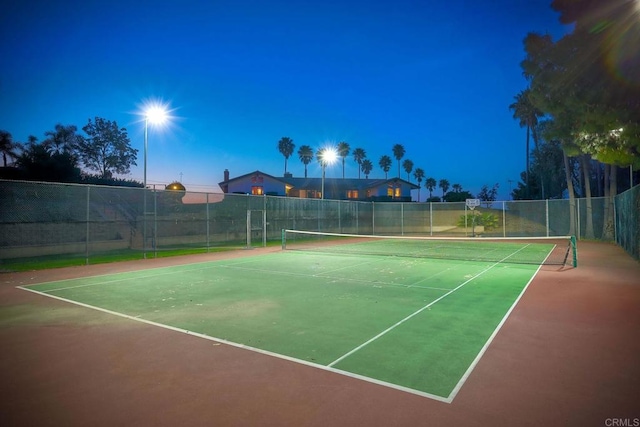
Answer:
top-left (546, 199), bottom-right (549, 237)
top-left (153, 187), bottom-right (158, 258)
top-left (85, 186), bottom-right (90, 265)
top-left (206, 193), bottom-right (210, 252)
top-left (262, 209), bottom-right (267, 247)
top-left (246, 210), bottom-right (251, 248)
top-left (143, 186), bottom-right (147, 259)
top-left (372, 201), bottom-right (375, 235)
top-left (577, 198), bottom-right (581, 240)
top-left (502, 201), bottom-right (506, 237)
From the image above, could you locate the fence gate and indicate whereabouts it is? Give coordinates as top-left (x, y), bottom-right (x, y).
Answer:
top-left (246, 210), bottom-right (266, 248)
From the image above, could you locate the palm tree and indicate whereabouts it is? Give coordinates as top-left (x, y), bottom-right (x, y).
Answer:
top-left (413, 167), bottom-right (425, 201)
top-left (43, 124), bottom-right (82, 155)
top-left (452, 183), bottom-right (462, 193)
top-left (352, 148), bottom-right (366, 179)
top-left (297, 145), bottom-right (314, 178)
top-left (0, 130), bottom-right (20, 167)
top-left (425, 177), bottom-right (437, 199)
top-left (277, 137), bottom-right (295, 175)
top-left (402, 159), bottom-right (413, 181)
top-left (361, 159), bottom-right (373, 179)
top-left (315, 148), bottom-right (326, 166)
top-left (392, 143), bottom-right (405, 178)
top-left (439, 179), bottom-right (450, 200)
top-left (379, 155), bottom-right (392, 179)
top-left (509, 89), bottom-right (543, 196)
top-left (337, 141), bottom-right (350, 178)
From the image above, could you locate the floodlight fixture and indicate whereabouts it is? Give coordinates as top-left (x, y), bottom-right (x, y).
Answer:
top-left (320, 146), bottom-right (338, 199)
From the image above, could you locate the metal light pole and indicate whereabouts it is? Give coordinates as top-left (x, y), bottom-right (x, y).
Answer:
top-left (321, 163), bottom-right (326, 200)
top-left (141, 104), bottom-right (168, 259)
top-left (319, 147), bottom-right (337, 200)
top-left (143, 117), bottom-right (149, 258)
top-left (144, 117), bottom-right (148, 189)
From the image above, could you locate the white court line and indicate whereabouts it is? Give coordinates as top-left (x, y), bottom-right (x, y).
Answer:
top-left (19, 244), bottom-right (540, 403)
top-left (219, 259), bottom-right (460, 292)
top-left (445, 263), bottom-right (543, 402)
top-left (26, 256), bottom-right (287, 293)
top-left (35, 264), bottom-right (222, 293)
top-left (327, 244), bottom-right (532, 368)
top-left (406, 265), bottom-right (456, 288)
top-left (445, 243), bottom-right (557, 401)
top-left (42, 260), bottom-right (453, 295)
top-left (16, 285), bottom-right (450, 403)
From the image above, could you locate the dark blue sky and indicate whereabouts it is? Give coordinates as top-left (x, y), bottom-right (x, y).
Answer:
top-left (1, 0), bottom-right (568, 199)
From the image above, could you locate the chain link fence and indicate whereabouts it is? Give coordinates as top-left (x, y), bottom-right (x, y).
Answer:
top-left (615, 184), bottom-right (639, 260)
top-left (1, 179), bottom-right (636, 263)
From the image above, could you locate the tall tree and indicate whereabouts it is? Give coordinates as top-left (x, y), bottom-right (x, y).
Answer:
top-left (402, 159), bottom-right (414, 182)
top-left (79, 117), bottom-right (137, 179)
top-left (379, 155), bottom-right (392, 179)
top-left (520, 0), bottom-right (640, 237)
top-left (509, 89), bottom-right (543, 197)
top-left (297, 145), bottom-right (314, 178)
top-left (452, 183), bottom-right (462, 193)
top-left (277, 137), bottom-right (295, 175)
top-left (352, 148), bottom-right (366, 179)
top-left (413, 167), bottom-right (425, 201)
top-left (0, 130), bottom-right (20, 167)
top-left (337, 141), bottom-right (350, 179)
top-left (361, 159), bottom-right (373, 179)
top-left (316, 148), bottom-right (331, 167)
top-left (392, 143), bottom-right (405, 178)
top-left (425, 177), bottom-right (437, 199)
top-left (477, 183), bottom-right (499, 207)
top-left (529, 120), bottom-right (569, 200)
top-left (438, 179), bottom-right (450, 199)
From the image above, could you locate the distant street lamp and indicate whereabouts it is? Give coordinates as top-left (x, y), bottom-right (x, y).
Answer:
top-left (142, 104), bottom-right (168, 259)
top-left (318, 147), bottom-right (338, 199)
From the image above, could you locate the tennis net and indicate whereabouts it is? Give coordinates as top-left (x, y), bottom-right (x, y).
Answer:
top-left (281, 230), bottom-right (577, 267)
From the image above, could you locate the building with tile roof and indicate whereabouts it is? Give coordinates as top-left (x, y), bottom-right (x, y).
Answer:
top-left (219, 169), bottom-right (419, 202)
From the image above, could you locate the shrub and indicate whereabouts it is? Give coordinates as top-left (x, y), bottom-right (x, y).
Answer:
top-left (457, 211), bottom-right (499, 230)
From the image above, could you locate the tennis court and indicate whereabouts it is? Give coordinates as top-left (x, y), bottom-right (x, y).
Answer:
top-left (18, 232), bottom-right (575, 401)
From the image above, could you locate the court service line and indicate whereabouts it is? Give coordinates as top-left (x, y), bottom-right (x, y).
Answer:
top-left (35, 265), bottom-right (223, 293)
top-left (29, 256), bottom-right (283, 293)
top-left (218, 263), bottom-right (453, 292)
top-left (327, 244), bottom-right (532, 368)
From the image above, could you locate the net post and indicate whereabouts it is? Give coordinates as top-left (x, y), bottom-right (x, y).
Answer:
top-left (571, 235), bottom-right (578, 267)
top-left (281, 229), bottom-right (286, 250)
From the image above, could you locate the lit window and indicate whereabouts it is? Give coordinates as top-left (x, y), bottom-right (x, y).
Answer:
top-left (347, 190), bottom-right (359, 199)
top-left (251, 186), bottom-right (264, 195)
top-left (387, 186), bottom-right (401, 197)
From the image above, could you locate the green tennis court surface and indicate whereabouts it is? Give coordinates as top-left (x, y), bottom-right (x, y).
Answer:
top-left (21, 246), bottom-right (549, 401)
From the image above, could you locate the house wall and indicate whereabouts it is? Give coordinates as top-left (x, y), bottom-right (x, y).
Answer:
top-left (227, 176), bottom-right (285, 195)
